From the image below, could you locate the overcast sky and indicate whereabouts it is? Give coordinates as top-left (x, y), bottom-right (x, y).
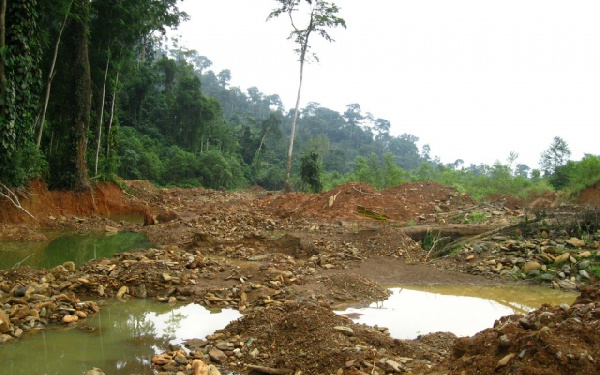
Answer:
top-left (170, 0), bottom-right (600, 169)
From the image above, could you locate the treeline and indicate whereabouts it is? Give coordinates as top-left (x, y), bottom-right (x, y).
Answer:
top-left (0, 0), bottom-right (187, 189)
top-left (1, 1), bottom-right (598, 200)
top-left (119, 49), bottom-right (432, 190)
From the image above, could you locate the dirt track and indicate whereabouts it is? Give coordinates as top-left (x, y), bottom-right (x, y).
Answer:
top-left (1, 179), bottom-right (599, 374)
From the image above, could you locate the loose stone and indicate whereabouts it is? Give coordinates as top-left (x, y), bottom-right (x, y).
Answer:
top-left (333, 326), bottom-right (355, 336)
top-left (62, 314), bottom-right (78, 323)
top-left (209, 347), bottom-right (228, 363)
top-left (554, 253), bottom-right (571, 265)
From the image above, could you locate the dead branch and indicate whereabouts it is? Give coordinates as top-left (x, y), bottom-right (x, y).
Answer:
top-left (327, 191), bottom-right (341, 208)
top-left (424, 230), bottom-right (450, 262)
top-left (0, 182), bottom-right (34, 219)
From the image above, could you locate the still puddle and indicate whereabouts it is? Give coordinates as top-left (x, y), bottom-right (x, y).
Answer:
top-left (338, 285), bottom-right (579, 339)
top-left (0, 299), bottom-right (241, 375)
top-left (0, 286), bottom-right (579, 374)
top-left (0, 231), bottom-right (152, 270)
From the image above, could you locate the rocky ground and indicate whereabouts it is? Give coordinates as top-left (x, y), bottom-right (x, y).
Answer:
top-left (0, 179), bottom-right (599, 374)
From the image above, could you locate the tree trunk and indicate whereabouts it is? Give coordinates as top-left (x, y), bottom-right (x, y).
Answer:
top-left (283, 66), bottom-right (302, 193)
top-left (72, 0), bottom-right (92, 191)
top-left (36, 0), bottom-right (72, 148)
top-left (283, 27), bottom-right (312, 193)
top-left (400, 224), bottom-right (502, 241)
top-left (105, 70), bottom-right (119, 160)
top-left (94, 53), bottom-right (109, 175)
top-left (0, 0), bottom-right (6, 123)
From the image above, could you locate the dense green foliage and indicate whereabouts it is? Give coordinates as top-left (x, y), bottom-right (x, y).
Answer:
top-left (0, 0), bottom-right (44, 185)
top-left (0, 0), bottom-right (597, 203)
top-left (300, 151), bottom-right (323, 193)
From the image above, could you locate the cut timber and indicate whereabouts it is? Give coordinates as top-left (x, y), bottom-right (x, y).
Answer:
top-left (327, 191), bottom-right (340, 208)
top-left (401, 224), bottom-right (500, 241)
top-left (356, 205), bottom-right (388, 221)
top-left (435, 222), bottom-right (525, 257)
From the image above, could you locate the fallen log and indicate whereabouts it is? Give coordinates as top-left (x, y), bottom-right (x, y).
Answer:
top-left (433, 221), bottom-right (534, 259)
top-left (400, 224), bottom-right (500, 240)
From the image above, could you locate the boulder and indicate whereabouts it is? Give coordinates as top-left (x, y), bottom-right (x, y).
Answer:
top-left (522, 261), bottom-right (541, 273)
top-left (554, 252), bottom-right (571, 265)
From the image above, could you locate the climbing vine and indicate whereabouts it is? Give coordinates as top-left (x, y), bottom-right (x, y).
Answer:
top-left (0, 0), bottom-right (43, 186)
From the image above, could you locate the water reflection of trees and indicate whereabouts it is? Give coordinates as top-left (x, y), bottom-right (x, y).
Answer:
top-left (0, 241), bottom-right (46, 269)
top-left (38, 231), bottom-right (152, 268)
top-left (98, 300), bottom-right (179, 374)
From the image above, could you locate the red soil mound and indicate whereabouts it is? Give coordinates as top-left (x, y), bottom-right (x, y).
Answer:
top-left (259, 181), bottom-right (474, 223)
top-left (0, 179), bottom-right (150, 225)
top-left (578, 181), bottom-right (600, 207)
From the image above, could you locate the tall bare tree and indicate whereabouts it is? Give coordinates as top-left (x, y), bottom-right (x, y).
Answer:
top-left (268, 0), bottom-right (345, 192)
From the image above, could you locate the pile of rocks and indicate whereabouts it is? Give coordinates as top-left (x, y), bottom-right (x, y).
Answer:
top-left (453, 232), bottom-right (599, 288)
top-left (0, 262), bottom-right (99, 343)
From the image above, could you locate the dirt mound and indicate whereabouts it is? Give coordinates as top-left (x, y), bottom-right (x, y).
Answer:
top-left (158, 300), bottom-right (454, 374)
top-left (578, 181), bottom-right (600, 207)
top-left (260, 181), bottom-right (473, 223)
top-left (123, 179), bottom-right (164, 202)
top-left (435, 283), bottom-right (600, 375)
top-left (320, 273), bottom-right (391, 304)
top-left (0, 179), bottom-right (150, 226)
top-left (528, 191), bottom-right (559, 210)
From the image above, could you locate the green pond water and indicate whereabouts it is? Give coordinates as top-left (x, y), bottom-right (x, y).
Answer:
top-left (0, 299), bottom-right (241, 375)
top-left (0, 231), bottom-right (152, 270)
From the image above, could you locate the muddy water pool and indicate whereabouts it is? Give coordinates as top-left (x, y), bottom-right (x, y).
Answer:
top-left (0, 285), bottom-right (578, 374)
top-left (0, 231), bottom-right (152, 270)
top-left (338, 285), bottom-right (579, 339)
top-left (0, 299), bottom-right (241, 375)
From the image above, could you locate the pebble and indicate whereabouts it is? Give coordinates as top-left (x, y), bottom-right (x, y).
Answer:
top-left (578, 260), bottom-right (591, 269)
top-left (522, 261), bottom-right (541, 273)
top-left (333, 326), bottom-right (355, 336)
top-left (0, 309), bottom-right (11, 333)
top-left (566, 238), bottom-right (585, 248)
top-left (209, 347), bottom-right (227, 363)
top-left (63, 261), bottom-right (76, 272)
top-left (498, 334), bottom-right (510, 347)
top-left (557, 280), bottom-right (578, 290)
top-left (554, 253), bottom-right (571, 265)
top-left (579, 270), bottom-right (590, 279)
top-left (152, 353), bottom-right (171, 365)
top-left (496, 353), bottom-right (515, 369)
top-left (62, 314), bottom-right (78, 323)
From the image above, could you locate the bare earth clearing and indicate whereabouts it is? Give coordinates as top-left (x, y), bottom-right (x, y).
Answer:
top-left (1, 179), bottom-right (599, 374)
